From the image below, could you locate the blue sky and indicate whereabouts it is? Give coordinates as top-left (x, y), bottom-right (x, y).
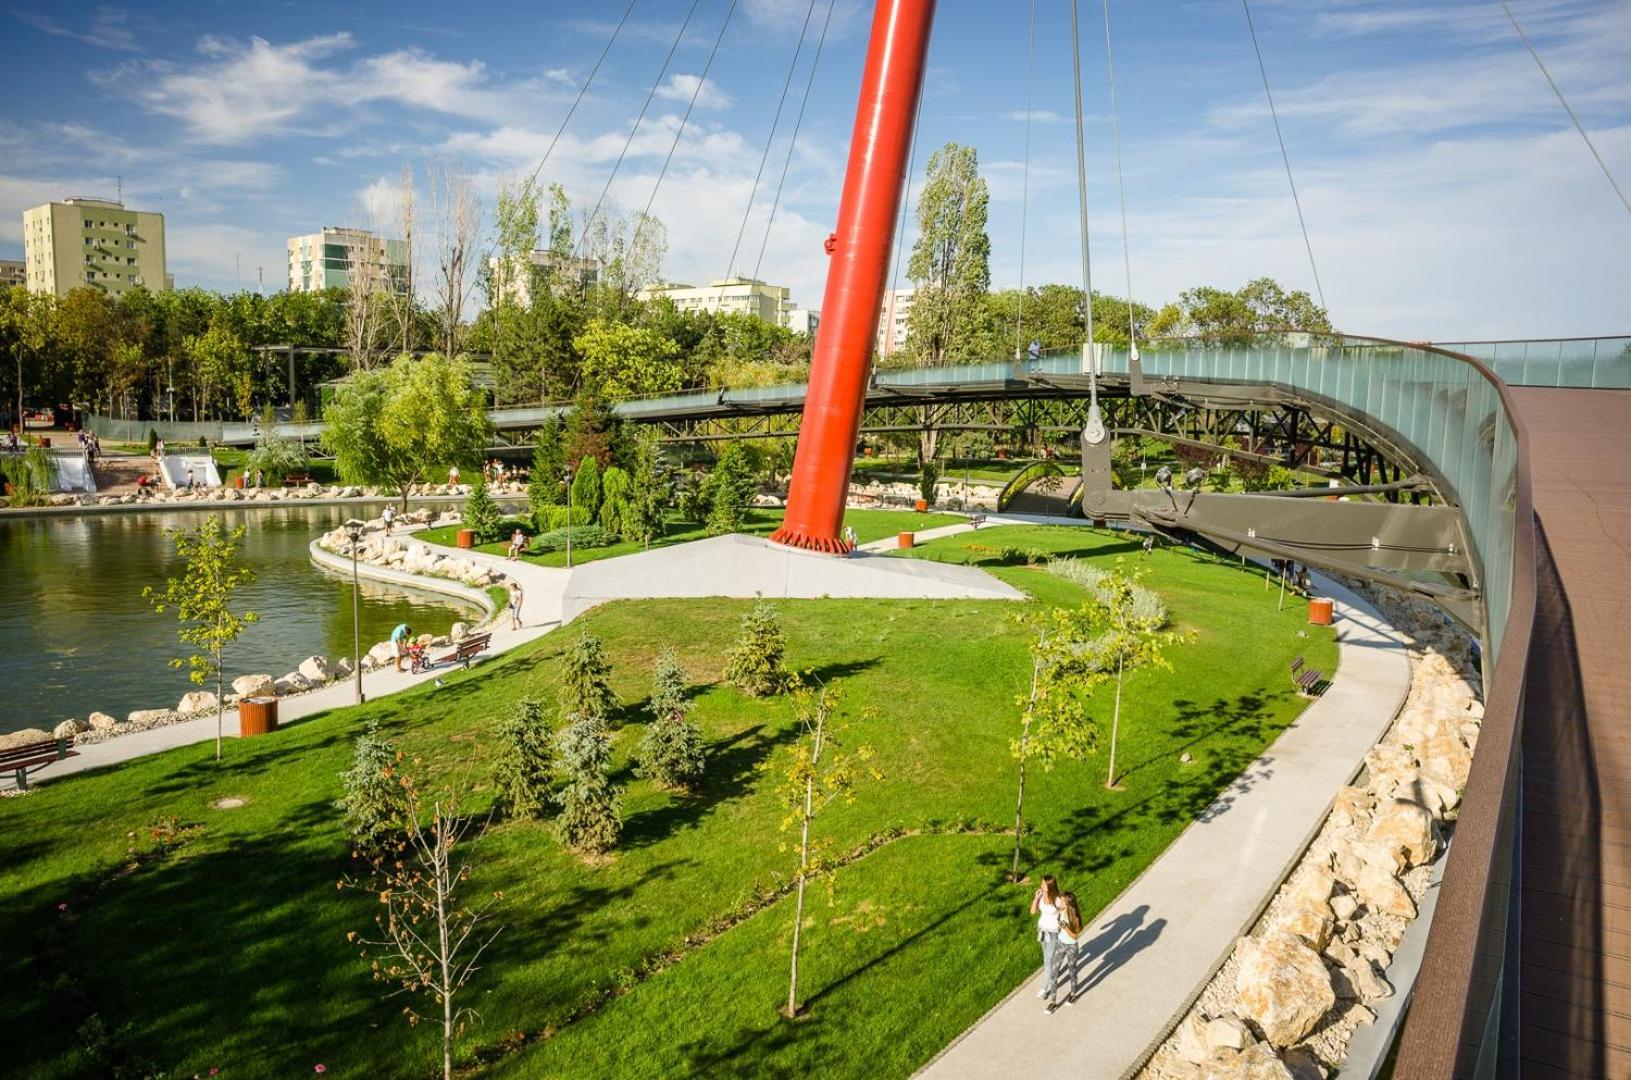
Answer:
top-left (2, 0), bottom-right (1627, 338)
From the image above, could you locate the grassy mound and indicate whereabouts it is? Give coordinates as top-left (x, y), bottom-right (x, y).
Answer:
top-left (0, 526), bottom-right (1334, 1079)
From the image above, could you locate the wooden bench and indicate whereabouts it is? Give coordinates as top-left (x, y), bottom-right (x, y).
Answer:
top-left (968, 514), bottom-right (987, 529)
top-left (434, 633), bottom-right (492, 670)
top-left (0, 735), bottom-right (78, 790)
top-left (282, 472), bottom-right (312, 487)
top-left (1291, 656), bottom-right (1325, 697)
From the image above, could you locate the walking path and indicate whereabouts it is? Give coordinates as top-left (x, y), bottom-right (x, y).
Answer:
top-left (915, 575), bottom-right (1412, 1080)
top-left (856, 514), bottom-right (1032, 552)
top-left (19, 537), bottom-right (569, 787)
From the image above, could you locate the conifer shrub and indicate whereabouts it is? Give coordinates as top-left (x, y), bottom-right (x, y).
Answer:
top-left (724, 601), bottom-right (788, 697)
top-left (637, 650), bottom-right (706, 790)
top-left (493, 698), bottom-right (556, 819)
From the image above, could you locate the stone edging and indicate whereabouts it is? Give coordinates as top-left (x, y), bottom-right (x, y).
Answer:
top-left (307, 539), bottom-right (498, 625)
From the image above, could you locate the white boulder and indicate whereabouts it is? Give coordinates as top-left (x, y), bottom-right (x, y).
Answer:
top-left (1364, 799), bottom-right (1439, 870)
top-left (297, 655), bottom-right (333, 684)
top-left (177, 690), bottom-right (219, 716)
top-left (53, 719), bottom-right (81, 740)
top-left (1234, 931), bottom-right (1335, 1047)
top-left (450, 621), bottom-right (470, 643)
top-left (127, 708), bottom-right (173, 726)
top-left (232, 674), bottom-right (276, 699)
top-left (275, 672), bottom-right (313, 695)
top-left (88, 711), bottom-right (119, 733)
top-left (1195, 1043), bottom-right (1296, 1080)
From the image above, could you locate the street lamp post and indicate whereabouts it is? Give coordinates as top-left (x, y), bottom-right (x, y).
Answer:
top-left (344, 518), bottom-right (365, 704)
top-left (564, 468), bottom-right (575, 569)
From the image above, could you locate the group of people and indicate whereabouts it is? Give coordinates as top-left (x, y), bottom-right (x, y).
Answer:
top-left (75, 430), bottom-right (102, 464)
top-left (2, 430), bottom-right (22, 454)
top-left (1032, 875), bottom-right (1089, 1010)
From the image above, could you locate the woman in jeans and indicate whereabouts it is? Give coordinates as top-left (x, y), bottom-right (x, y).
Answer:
top-left (1031, 875), bottom-right (1062, 1000)
top-left (1050, 892), bottom-right (1085, 1009)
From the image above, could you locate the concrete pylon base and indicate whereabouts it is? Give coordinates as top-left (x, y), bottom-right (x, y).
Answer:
top-left (559, 534), bottom-right (1025, 624)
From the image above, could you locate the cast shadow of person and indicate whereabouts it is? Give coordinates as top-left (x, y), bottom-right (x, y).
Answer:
top-left (1071, 904), bottom-right (1167, 996)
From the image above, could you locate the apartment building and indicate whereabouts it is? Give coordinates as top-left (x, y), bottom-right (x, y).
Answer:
top-left (875, 287), bottom-right (916, 357)
top-left (487, 249), bottom-right (603, 306)
top-left (0, 260), bottom-right (24, 290)
top-left (22, 197), bottom-right (167, 298)
top-left (287, 227), bottom-right (409, 294)
top-left (638, 276), bottom-right (795, 326)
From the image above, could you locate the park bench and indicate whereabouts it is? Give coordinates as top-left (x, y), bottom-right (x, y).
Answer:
top-left (1290, 656), bottom-right (1326, 697)
top-left (968, 514), bottom-right (987, 529)
top-left (434, 633), bottom-right (491, 670)
top-left (0, 735), bottom-right (78, 790)
top-left (282, 472), bottom-right (312, 487)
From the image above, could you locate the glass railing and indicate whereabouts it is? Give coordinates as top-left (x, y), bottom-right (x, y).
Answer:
top-left (1435, 336), bottom-right (1631, 388)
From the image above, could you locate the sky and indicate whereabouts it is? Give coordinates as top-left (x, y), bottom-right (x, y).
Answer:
top-left (1, 0), bottom-right (1627, 339)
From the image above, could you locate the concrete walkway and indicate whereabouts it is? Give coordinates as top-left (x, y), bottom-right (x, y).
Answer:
top-left (915, 575), bottom-right (1412, 1080)
top-left (856, 514), bottom-right (1033, 552)
top-left (20, 534), bottom-right (569, 787)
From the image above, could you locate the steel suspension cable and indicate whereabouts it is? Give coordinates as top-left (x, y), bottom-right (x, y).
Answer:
top-left (637, 0), bottom-right (743, 234)
top-left (1069, 0), bottom-right (1099, 411)
top-left (525, 0), bottom-right (639, 194)
top-left (719, 0), bottom-right (820, 299)
top-left (1501, 0), bottom-right (1631, 215)
top-left (1015, 0), bottom-right (1037, 359)
top-left (1101, 0), bottom-right (1139, 356)
top-left (751, 0), bottom-right (838, 281)
top-left (1241, 0), bottom-right (1327, 310)
top-left (576, 0), bottom-right (703, 260)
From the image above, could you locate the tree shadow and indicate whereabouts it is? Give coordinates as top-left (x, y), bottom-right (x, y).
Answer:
top-left (617, 723), bottom-right (800, 850)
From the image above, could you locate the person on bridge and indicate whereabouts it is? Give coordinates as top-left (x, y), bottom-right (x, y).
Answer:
top-left (1028, 339), bottom-right (1042, 362)
top-left (1031, 875), bottom-right (1062, 1001)
top-left (391, 623), bottom-right (413, 672)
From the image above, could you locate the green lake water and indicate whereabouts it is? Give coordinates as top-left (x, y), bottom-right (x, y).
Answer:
top-left (0, 505), bottom-right (480, 734)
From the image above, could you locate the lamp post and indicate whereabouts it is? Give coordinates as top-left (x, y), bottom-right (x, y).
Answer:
top-left (344, 518), bottom-right (365, 704)
top-left (563, 467), bottom-right (574, 569)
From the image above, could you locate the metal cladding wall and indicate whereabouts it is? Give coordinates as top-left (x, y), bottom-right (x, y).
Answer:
top-left (769, 0), bottom-right (936, 554)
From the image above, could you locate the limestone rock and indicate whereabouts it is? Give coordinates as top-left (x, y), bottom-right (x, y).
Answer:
top-left (1416, 731), bottom-right (1473, 792)
top-left (1347, 960), bottom-right (1394, 1003)
top-left (1323, 940), bottom-right (1357, 966)
top-left (1276, 901), bottom-right (1335, 951)
top-left (1288, 865), bottom-right (1335, 910)
top-left (52, 719), bottom-right (81, 740)
top-left (450, 621), bottom-right (470, 643)
top-left (1330, 893), bottom-right (1358, 921)
top-left (297, 655), bottom-right (332, 684)
top-left (1196, 1043), bottom-right (1295, 1080)
top-left (1204, 1016), bottom-right (1255, 1052)
top-left (1364, 799), bottom-right (1438, 869)
top-left (1356, 861), bottom-right (1417, 919)
top-left (0, 728), bottom-right (51, 750)
top-left (88, 711), bottom-right (119, 733)
top-left (1177, 1014), bottom-right (1212, 1064)
top-left (274, 672), bottom-right (313, 695)
top-left (368, 640), bottom-right (396, 665)
top-left (333, 657), bottom-right (354, 678)
top-left (232, 674), bottom-right (276, 699)
top-left (1363, 743), bottom-right (1415, 798)
top-left (1235, 931), bottom-right (1336, 1047)
top-left (1330, 786), bottom-right (1373, 829)
top-left (1280, 1046), bottom-right (1328, 1080)
top-left (127, 708), bottom-right (173, 725)
top-left (177, 691), bottom-right (218, 716)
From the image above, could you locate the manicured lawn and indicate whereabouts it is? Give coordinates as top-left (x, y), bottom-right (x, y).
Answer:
top-left (0, 525), bottom-right (1334, 1079)
top-left (416, 508), bottom-right (967, 568)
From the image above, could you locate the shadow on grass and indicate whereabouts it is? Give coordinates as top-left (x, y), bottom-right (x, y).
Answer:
top-left (618, 723), bottom-right (801, 850)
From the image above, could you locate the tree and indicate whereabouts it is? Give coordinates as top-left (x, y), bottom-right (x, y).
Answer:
top-left (338, 720), bottom-right (410, 852)
top-left (778, 679), bottom-right (876, 1017)
top-left (143, 518), bottom-right (259, 762)
top-left (1091, 564), bottom-right (1186, 790)
top-left (1145, 278), bottom-right (1331, 345)
top-left (393, 163), bottom-right (418, 355)
top-left (570, 455), bottom-right (602, 523)
top-left (323, 353), bottom-right (493, 508)
top-left (1009, 602), bottom-right (1110, 881)
top-left (430, 159), bottom-right (481, 360)
top-left (245, 424), bottom-right (308, 484)
top-left (341, 775), bottom-right (502, 1080)
top-left (705, 442), bottom-right (756, 535)
top-left (528, 416), bottom-right (568, 524)
top-left (598, 465), bottom-right (632, 539)
top-left (493, 699), bottom-right (555, 819)
top-left (463, 476), bottom-right (504, 544)
top-left (561, 632), bottom-right (617, 725)
top-left (556, 713), bottom-right (622, 854)
top-left (573, 318), bottom-right (683, 399)
top-left (724, 601), bottom-right (788, 697)
top-left (625, 430), bottom-right (669, 547)
top-left (0, 446), bottom-right (54, 507)
top-left (637, 650), bottom-right (705, 791)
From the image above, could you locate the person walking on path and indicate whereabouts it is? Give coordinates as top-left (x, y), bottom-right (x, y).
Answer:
top-left (1050, 893), bottom-right (1086, 1010)
top-left (391, 622), bottom-right (413, 672)
top-left (382, 504), bottom-right (395, 535)
top-left (1032, 875), bottom-right (1062, 1001)
top-left (506, 579), bottom-right (524, 631)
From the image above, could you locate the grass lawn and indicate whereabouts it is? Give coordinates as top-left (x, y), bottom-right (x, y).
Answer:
top-left (0, 525), bottom-right (1335, 1079)
top-left (852, 456), bottom-right (1034, 485)
top-left (416, 508), bottom-right (967, 569)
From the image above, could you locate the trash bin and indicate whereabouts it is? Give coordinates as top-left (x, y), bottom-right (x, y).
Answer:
top-left (239, 696), bottom-right (279, 736)
top-left (456, 529), bottom-right (475, 549)
top-left (898, 531), bottom-right (915, 549)
top-left (1308, 597), bottom-right (1334, 626)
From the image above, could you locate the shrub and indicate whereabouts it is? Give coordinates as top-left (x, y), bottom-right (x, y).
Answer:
top-left (637, 650), bottom-right (706, 790)
top-left (1, 446), bottom-right (55, 507)
top-left (599, 465), bottom-right (633, 539)
top-left (494, 699), bottom-right (556, 819)
top-left (336, 721), bottom-right (408, 852)
top-left (556, 715), bottom-right (622, 854)
top-left (1046, 556), bottom-right (1169, 627)
top-left (724, 601), bottom-right (788, 697)
top-left (530, 524), bottom-right (616, 552)
top-left (705, 442), bottom-right (756, 535)
top-left (146, 428), bottom-right (158, 453)
top-left (537, 504), bottom-right (593, 532)
top-left (244, 429), bottom-right (307, 484)
top-left (562, 633), bottom-right (617, 724)
top-left (571, 456), bottom-right (602, 521)
top-left (464, 476), bottom-right (504, 543)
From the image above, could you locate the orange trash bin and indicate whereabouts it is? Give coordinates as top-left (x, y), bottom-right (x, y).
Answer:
top-left (239, 696), bottom-right (279, 737)
top-left (1308, 597), bottom-right (1334, 625)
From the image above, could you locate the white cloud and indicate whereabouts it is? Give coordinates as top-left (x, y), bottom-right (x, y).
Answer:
top-left (13, 5), bottom-right (138, 51)
top-left (1001, 110), bottom-right (1069, 124)
top-left (655, 73), bottom-right (733, 110)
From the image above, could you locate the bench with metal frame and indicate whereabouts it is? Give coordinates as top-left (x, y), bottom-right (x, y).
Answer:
top-left (434, 633), bottom-right (492, 670)
top-left (0, 735), bottom-right (78, 790)
top-left (1290, 656), bottom-right (1326, 697)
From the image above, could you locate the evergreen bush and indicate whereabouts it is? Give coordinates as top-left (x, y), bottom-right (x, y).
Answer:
top-left (723, 601), bottom-right (788, 697)
top-left (493, 699), bottom-right (556, 819)
top-left (571, 456), bottom-right (602, 521)
top-left (562, 632), bottom-right (618, 724)
top-left (705, 442), bottom-right (756, 535)
top-left (463, 476), bottom-right (505, 543)
top-left (531, 524), bottom-right (616, 552)
top-left (337, 721), bottom-right (409, 852)
top-left (637, 650), bottom-right (706, 790)
top-left (599, 465), bottom-right (633, 538)
top-left (556, 715), bottom-right (622, 854)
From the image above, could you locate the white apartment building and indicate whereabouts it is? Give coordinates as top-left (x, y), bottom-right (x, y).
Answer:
top-left (875, 287), bottom-right (916, 357)
top-left (638, 276), bottom-right (794, 326)
top-left (0, 260), bottom-right (24, 290)
top-left (287, 227), bottom-right (409, 294)
top-left (783, 308), bottom-right (820, 337)
top-left (487, 250), bottom-right (603, 306)
top-left (22, 197), bottom-right (167, 298)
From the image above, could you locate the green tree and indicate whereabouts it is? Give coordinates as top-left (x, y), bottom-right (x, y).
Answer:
top-left (463, 475), bottom-right (504, 543)
top-left (528, 416), bottom-right (568, 525)
top-left (493, 698), bottom-right (556, 819)
top-left (1146, 278), bottom-right (1331, 345)
top-left (337, 720), bottom-right (409, 852)
top-left (0, 446), bottom-right (54, 507)
top-left (904, 142), bottom-right (991, 369)
top-left (573, 318), bottom-right (683, 399)
top-left (561, 632), bottom-right (617, 725)
top-left (625, 430), bottom-right (669, 547)
top-left (637, 650), bottom-right (706, 791)
top-left (705, 441), bottom-right (756, 535)
top-left (1092, 563), bottom-right (1187, 789)
top-left (183, 323), bottom-right (253, 420)
top-left (778, 678), bottom-right (877, 1017)
top-left (571, 454), bottom-right (603, 522)
top-left (244, 426), bottom-right (308, 484)
top-left (144, 517), bottom-right (260, 761)
top-left (598, 465), bottom-right (633, 538)
top-left (555, 714), bottom-right (622, 854)
top-left (724, 601), bottom-right (788, 697)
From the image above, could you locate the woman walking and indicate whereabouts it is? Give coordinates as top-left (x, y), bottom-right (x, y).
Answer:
top-left (1050, 892), bottom-right (1085, 1009)
top-left (506, 579), bottom-right (524, 631)
top-left (1031, 875), bottom-right (1062, 1001)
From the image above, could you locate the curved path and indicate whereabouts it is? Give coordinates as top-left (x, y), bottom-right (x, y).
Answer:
top-left (16, 535), bottom-right (568, 788)
top-left (915, 574), bottom-right (1412, 1080)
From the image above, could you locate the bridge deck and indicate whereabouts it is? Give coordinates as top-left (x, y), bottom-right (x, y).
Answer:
top-left (1511, 387), bottom-right (1631, 1078)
